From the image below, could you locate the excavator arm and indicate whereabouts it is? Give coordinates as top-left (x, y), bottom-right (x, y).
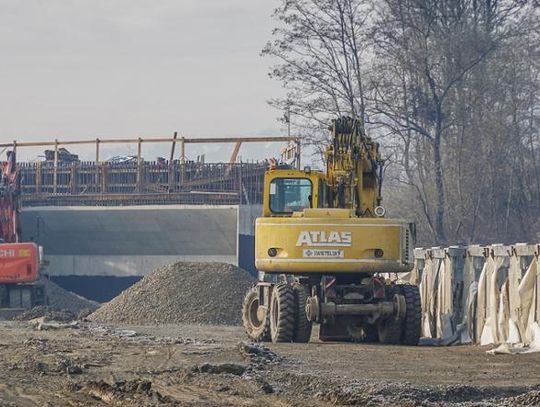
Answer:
top-left (324, 117), bottom-right (383, 217)
top-left (0, 151), bottom-right (21, 243)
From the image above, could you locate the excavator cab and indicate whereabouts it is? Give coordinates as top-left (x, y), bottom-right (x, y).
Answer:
top-left (262, 168), bottom-right (325, 216)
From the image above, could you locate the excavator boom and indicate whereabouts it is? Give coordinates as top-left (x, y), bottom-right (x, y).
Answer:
top-left (325, 117), bottom-right (383, 216)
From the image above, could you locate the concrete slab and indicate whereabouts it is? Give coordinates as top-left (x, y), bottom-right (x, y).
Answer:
top-left (21, 205), bottom-right (238, 256)
top-left (45, 254), bottom-right (236, 277)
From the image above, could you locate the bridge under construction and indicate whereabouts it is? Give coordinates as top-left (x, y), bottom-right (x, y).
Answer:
top-left (1, 134), bottom-right (298, 207)
top-left (2, 135), bottom-right (295, 300)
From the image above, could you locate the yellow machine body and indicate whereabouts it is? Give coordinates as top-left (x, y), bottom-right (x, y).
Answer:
top-left (243, 118), bottom-right (421, 345)
top-left (255, 169), bottom-right (414, 274)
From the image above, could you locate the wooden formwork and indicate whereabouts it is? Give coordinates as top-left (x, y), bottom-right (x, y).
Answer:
top-left (18, 161), bottom-right (267, 206)
top-left (2, 135), bottom-right (295, 207)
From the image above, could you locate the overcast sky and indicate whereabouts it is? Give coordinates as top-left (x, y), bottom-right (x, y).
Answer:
top-left (0, 0), bottom-right (287, 162)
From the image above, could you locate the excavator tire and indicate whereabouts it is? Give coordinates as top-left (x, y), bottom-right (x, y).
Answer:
top-left (292, 283), bottom-right (312, 343)
top-left (242, 286), bottom-right (270, 342)
top-left (270, 283), bottom-right (295, 343)
top-left (398, 284), bottom-right (422, 345)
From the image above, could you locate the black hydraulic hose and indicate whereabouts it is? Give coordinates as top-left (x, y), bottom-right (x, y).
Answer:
top-left (338, 183), bottom-right (345, 208)
top-left (377, 160), bottom-right (384, 206)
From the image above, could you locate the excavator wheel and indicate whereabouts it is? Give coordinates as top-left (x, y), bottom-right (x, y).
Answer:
top-left (242, 286), bottom-right (270, 342)
top-left (292, 283), bottom-right (312, 343)
top-left (398, 284), bottom-right (422, 345)
top-left (270, 283), bottom-right (296, 343)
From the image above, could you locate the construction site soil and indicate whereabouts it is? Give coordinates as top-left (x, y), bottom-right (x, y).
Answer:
top-left (2, 264), bottom-right (538, 405)
top-left (89, 262), bottom-right (256, 326)
top-left (0, 320), bottom-right (539, 406)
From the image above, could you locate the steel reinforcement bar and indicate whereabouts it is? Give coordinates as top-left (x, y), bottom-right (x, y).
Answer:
top-left (18, 161), bottom-right (267, 207)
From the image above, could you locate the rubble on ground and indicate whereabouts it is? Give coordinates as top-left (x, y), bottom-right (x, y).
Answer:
top-left (89, 262), bottom-right (255, 325)
top-left (0, 319), bottom-right (538, 406)
top-left (29, 317), bottom-right (79, 331)
top-left (238, 342), bottom-right (282, 367)
top-left (193, 363), bottom-right (247, 376)
top-left (77, 379), bottom-right (175, 405)
top-left (14, 306), bottom-right (76, 322)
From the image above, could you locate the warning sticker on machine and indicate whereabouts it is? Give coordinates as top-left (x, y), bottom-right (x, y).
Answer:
top-left (303, 249), bottom-right (344, 258)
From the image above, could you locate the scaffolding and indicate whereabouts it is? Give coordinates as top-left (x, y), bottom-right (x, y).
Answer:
top-left (1, 135), bottom-right (295, 207)
top-left (18, 161), bottom-right (266, 206)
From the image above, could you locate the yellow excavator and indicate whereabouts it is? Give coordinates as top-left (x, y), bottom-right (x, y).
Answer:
top-left (242, 117), bottom-right (420, 344)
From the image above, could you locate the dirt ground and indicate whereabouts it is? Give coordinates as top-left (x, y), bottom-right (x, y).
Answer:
top-left (0, 320), bottom-right (539, 407)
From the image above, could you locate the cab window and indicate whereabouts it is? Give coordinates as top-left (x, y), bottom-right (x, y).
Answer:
top-left (269, 178), bottom-right (312, 213)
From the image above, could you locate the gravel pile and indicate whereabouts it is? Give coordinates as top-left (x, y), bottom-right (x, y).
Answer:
top-left (13, 280), bottom-right (99, 321)
top-left (13, 281), bottom-right (99, 321)
top-left (89, 262), bottom-right (255, 326)
top-left (505, 390), bottom-right (540, 406)
top-left (46, 280), bottom-right (99, 314)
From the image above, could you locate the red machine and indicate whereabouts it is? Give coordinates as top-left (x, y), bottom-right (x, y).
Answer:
top-left (0, 243), bottom-right (39, 284)
top-left (0, 151), bottom-right (46, 309)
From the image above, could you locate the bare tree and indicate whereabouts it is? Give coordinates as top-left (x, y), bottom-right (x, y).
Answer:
top-left (263, 0), bottom-right (373, 132)
top-left (265, 0), bottom-right (540, 245)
